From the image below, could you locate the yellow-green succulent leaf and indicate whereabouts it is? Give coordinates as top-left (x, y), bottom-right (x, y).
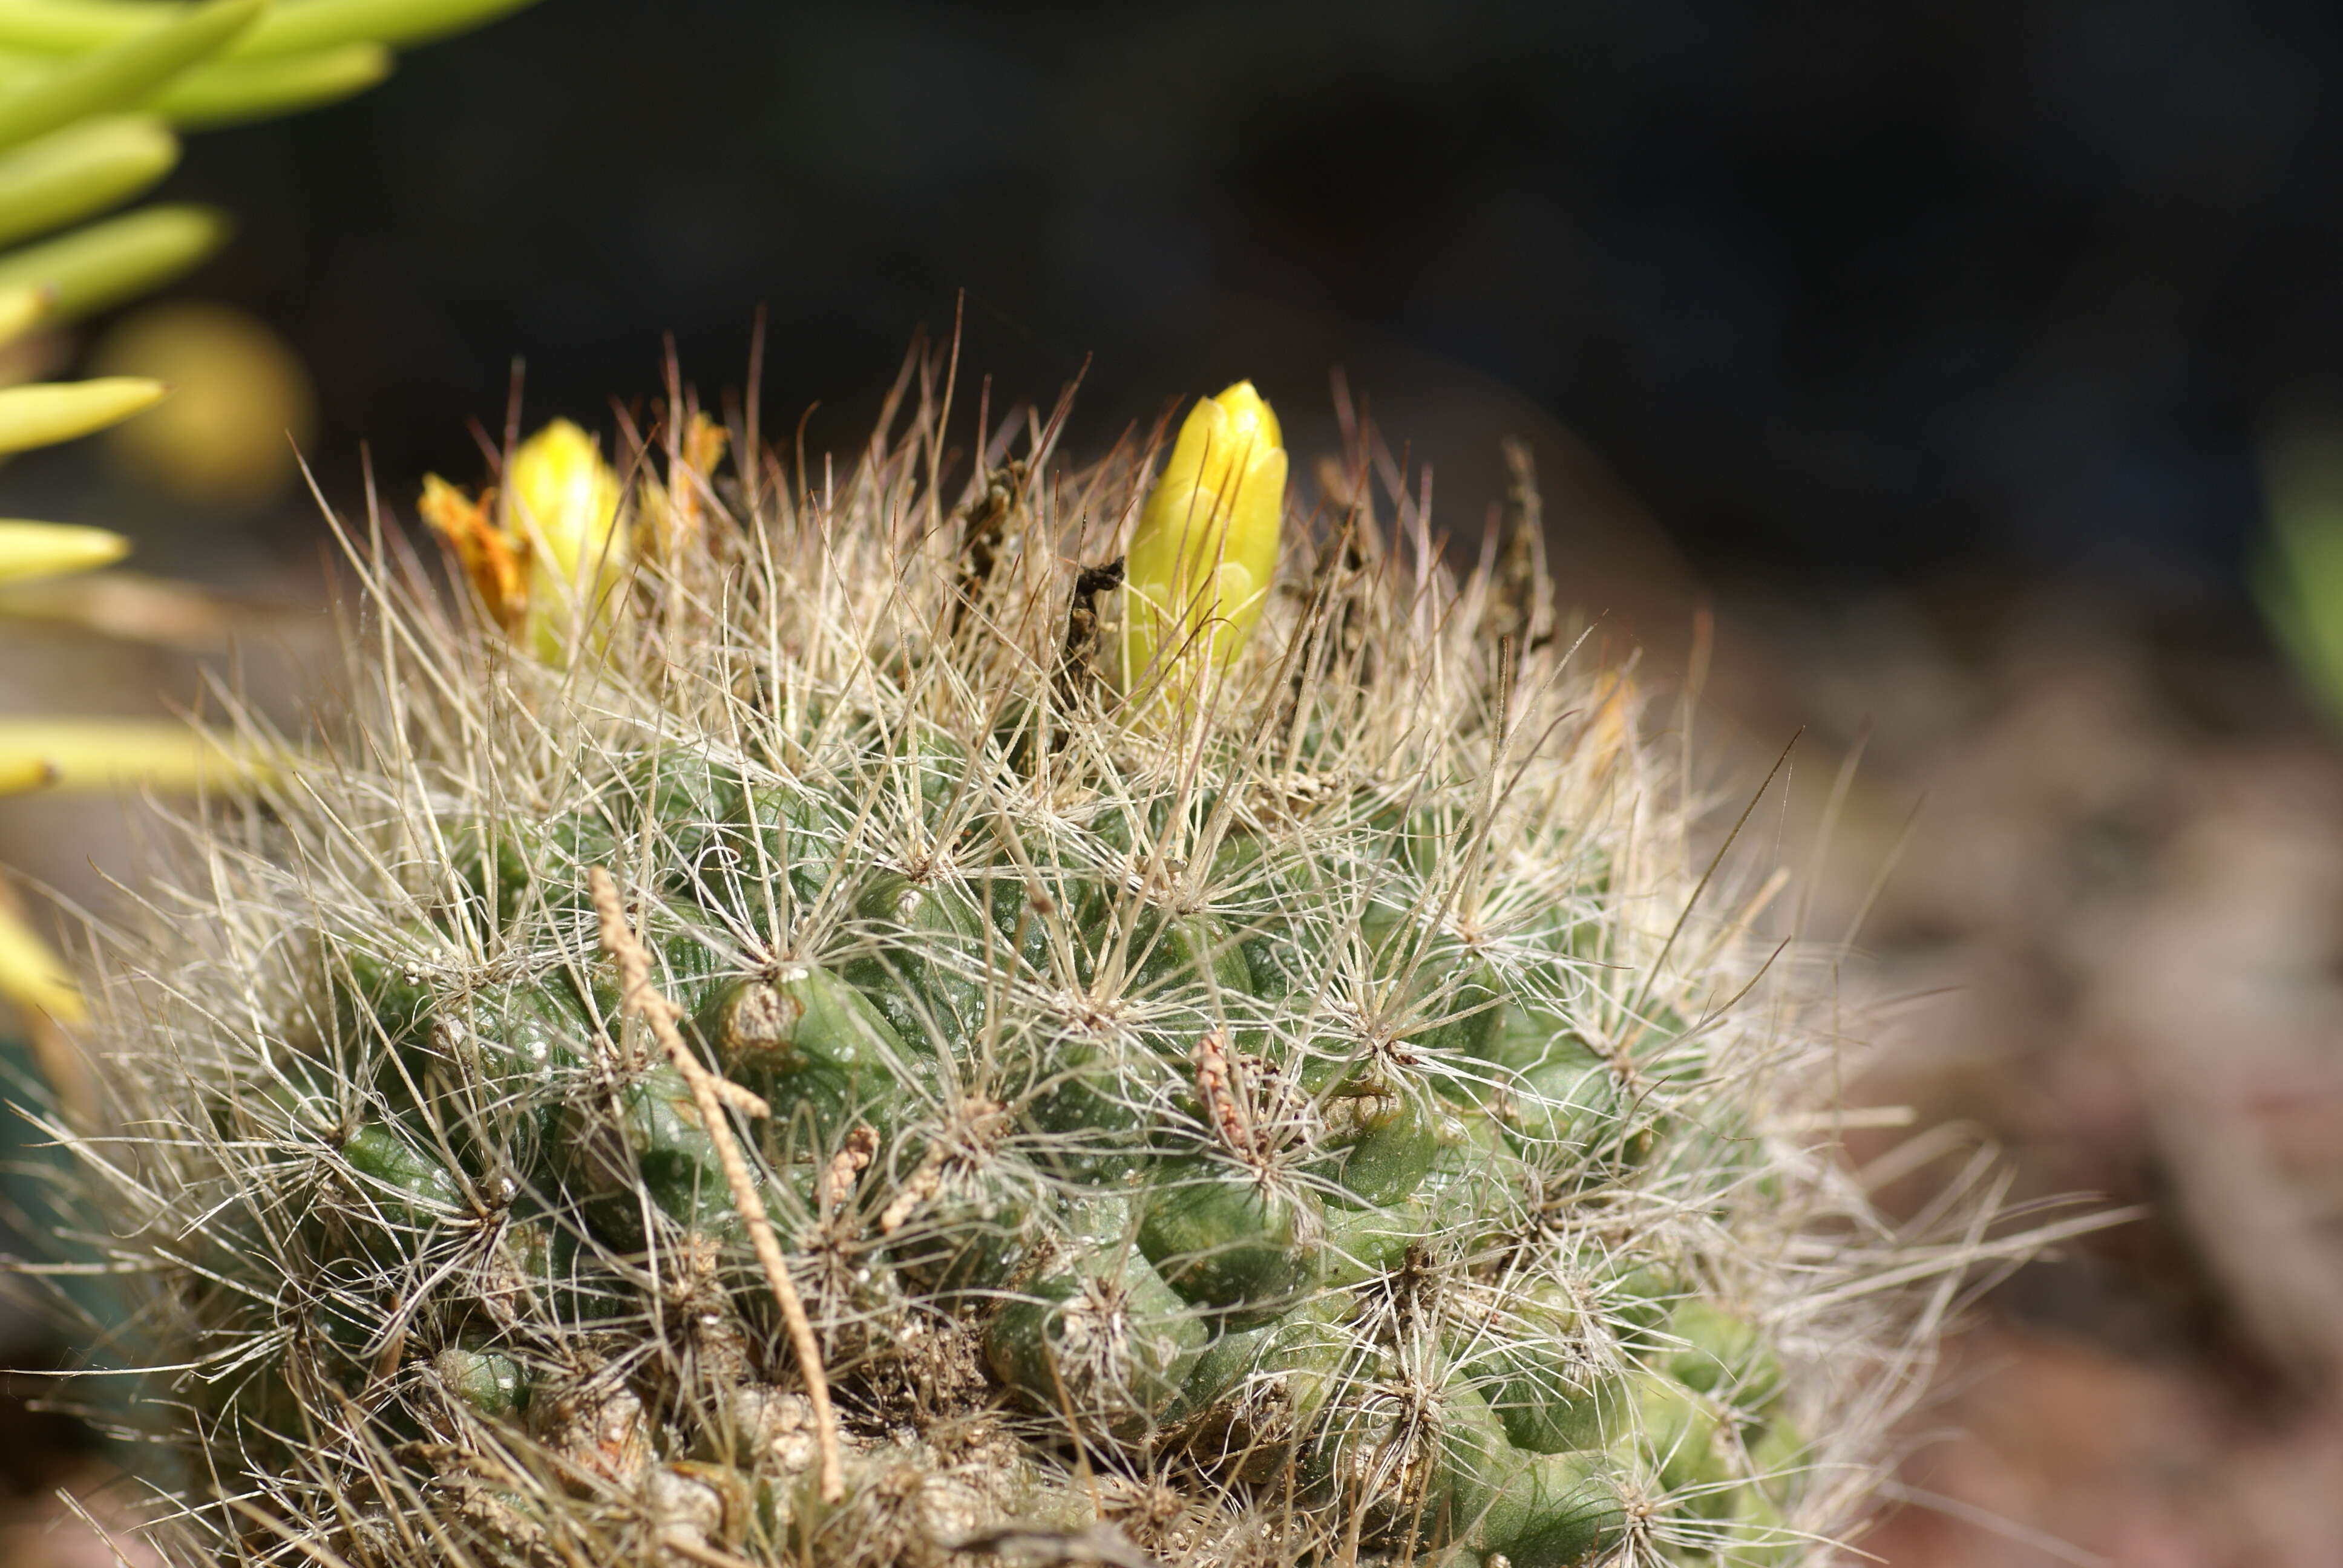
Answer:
top-left (1121, 380), bottom-right (1286, 693)
top-left (504, 417), bottom-right (627, 660)
top-left (0, 375), bottom-right (164, 452)
top-left (0, 518), bottom-right (128, 581)
top-left (146, 41), bottom-right (388, 128)
top-left (0, 892), bottom-right (82, 1022)
top-left (0, 716), bottom-right (272, 794)
top-left (0, 201), bottom-right (231, 321)
top-left (0, 0), bottom-right (263, 153)
top-left (240, 0), bottom-right (542, 56)
top-left (0, 114), bottom-right (178, 250)
top-left (0, 279), bottom-right (50, 341)
top-left (0, 0), bottom-right (541, 60)
top-left (0, 755), bottom-right (51, 791)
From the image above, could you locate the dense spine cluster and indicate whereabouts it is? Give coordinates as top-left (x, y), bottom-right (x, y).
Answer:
top-left (48, 373), bottom-right (1942, 1567)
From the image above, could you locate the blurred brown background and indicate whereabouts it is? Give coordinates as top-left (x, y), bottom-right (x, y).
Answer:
top-left (12, 1), bottom-right (2343, 1562)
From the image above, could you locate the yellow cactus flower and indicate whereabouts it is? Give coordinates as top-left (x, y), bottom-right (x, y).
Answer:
top-left (1121, 380), bottom-right (1288, 694)
top-left (506, 417), bottom-right (625, 605)
top-left (420, 418), bottom-right (628, 661)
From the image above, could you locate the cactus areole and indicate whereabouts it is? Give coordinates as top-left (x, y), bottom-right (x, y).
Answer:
top-left (48, 376), bottom-right (1950, 1567)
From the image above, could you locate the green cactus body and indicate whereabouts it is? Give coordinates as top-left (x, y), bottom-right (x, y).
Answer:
top-left (1137, 1158), bottom-right (1325, 1327)
top-left (1466, 1446), bottom-right (1630, 1568)
top-left (696, 963), bottom-right (930, 1146)
top-left (44, 383), bottom-right (1974, 1566)
top-left (1452, 1279), bottom-right (1628, 1455)
top-left (1670, 1299), bottom-right (1786, 1411)
top-left (436, 1345), bottom-right (531, 1419)
top-left (339, 1117), bottom-right (463, 1230)
top-left (1312, 1083), bottom-right (1440, 1207)
top-left (1168, 1294), bottom-right (1351, 1477)
top-left (985, 1249), bottom-right (1207, 1437)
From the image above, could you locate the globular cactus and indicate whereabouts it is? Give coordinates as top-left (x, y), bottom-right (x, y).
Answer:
top-left (43, 373), bottom-right (1964, 1567)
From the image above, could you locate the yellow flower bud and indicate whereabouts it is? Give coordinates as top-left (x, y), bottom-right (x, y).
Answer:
top-left (508, 422), bottom-right (628, 618)
top-left (1121, 380), bottom-right (1287, 694)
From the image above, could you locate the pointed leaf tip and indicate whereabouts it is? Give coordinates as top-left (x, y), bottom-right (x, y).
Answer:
top-left (0, 519), bottom-right (131, 583)
top-left (0, 376), bottom-right (166, 452)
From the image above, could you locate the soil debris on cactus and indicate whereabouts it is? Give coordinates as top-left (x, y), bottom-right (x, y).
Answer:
top-left (29, 364), bottom-right (2052, 1566)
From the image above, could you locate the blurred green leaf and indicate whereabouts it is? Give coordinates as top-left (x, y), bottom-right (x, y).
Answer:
top-left (0, 114), bottom-right (176, 249)
top-left (2256, 420), bottom-right (2343, 719)
top-left (0, 201), bottom-right (230, 321)
top-left (0, 0), bottom-right (261, 152)
top-left (0, 0), bottom-right (541, 59)
top-left (146, 40), bottom-right (388, 128)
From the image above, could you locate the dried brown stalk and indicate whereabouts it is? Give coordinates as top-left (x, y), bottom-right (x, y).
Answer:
top-left (588, 865), bottom-right (844, 1503)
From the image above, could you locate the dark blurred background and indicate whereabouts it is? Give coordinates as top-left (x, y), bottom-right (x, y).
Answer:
top-left (15, 3), bottom-right (2343, 1564)
top-left (121, 0), bottom-right (2343, 596)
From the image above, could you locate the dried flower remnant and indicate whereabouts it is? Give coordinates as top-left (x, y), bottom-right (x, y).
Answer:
top-left (421, 418), bottom-right (629, 659)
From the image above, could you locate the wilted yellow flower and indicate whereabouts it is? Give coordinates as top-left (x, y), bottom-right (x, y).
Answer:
top-left (1121, 381), bottom-right (1287, 694)
top-left (421, 418), bottom-right (627, 661)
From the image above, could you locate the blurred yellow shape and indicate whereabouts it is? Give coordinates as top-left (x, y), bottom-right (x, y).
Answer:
top-left (1581, 670), bottom-right (1637, 778)
top-left (0, 888), bottom-right (81, 1022)
top-left (1121, 379), bottom-right (1287, 694)
top-left (0, 716), bottom-right (269, 792)
top-left (90, 301), bottom-right (315, 503)
top-left (0, 756), bottom-right (52, 792)
top-left (0, 373), bottom-right (165, 451)
top-left (0, 517), bottom-right (126, 581)
top-left (0, 282), bottom-right (48, 343)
